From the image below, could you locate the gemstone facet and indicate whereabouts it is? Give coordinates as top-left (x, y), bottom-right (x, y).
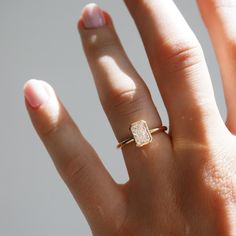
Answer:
top-left (130, 120), bottom-right (152, 147)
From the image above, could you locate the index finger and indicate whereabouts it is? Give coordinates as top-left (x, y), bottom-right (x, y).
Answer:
top-left (24, 79), bottom-right (125, 230)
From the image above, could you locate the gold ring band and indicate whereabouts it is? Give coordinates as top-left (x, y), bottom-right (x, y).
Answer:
top-left (117, 120), bottom-right (167, 149)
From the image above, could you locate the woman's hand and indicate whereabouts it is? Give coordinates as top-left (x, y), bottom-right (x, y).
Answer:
top-left (23, 1), bottom-right (236, 235)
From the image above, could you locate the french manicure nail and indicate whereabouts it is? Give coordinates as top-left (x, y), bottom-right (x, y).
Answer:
top-left (24, 79), bottom-right (49, 108)
top-left (81, 3), bottom-right (106, 29)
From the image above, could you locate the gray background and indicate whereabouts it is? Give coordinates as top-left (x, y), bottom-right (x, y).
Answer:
top-left (0, 0), bottom-right (226, 235)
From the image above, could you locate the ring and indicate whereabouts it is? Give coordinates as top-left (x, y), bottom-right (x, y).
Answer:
top-left (117, 120), bottom-right (167, 149)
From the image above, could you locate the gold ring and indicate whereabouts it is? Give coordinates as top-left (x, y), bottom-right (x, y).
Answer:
top-left (117, 120), bottom-right (167, 149)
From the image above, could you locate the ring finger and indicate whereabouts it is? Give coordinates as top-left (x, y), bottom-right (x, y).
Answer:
top-left (78, 4), bottom-right (172, 181)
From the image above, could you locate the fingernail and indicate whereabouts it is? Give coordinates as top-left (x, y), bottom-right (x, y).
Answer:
top-left (81, 3), bottom-right (106, 29)
top-left (24, 79), bottom-right (49, 108)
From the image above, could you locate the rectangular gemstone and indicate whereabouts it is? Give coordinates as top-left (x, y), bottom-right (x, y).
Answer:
top-left (130, 120), bottom-right (152, 147)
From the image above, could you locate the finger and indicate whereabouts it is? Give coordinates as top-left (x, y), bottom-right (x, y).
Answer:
top-left (78, 4), bottom-right (172, 181)
top-left (24, 79), bottom-right (125, 231)
top-left (124, 0), bottom-right (224, 143)
top-left (197, 0), bottom-right (236, 134)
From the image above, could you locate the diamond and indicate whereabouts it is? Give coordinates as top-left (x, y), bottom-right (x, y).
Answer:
top-left (130, 120), bottom-right (152, 147)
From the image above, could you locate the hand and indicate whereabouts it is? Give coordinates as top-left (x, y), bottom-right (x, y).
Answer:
top-left (23, 1), bottom-right (236, 235)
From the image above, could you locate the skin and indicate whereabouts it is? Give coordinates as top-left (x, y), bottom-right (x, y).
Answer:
top-left (24, 0), bottom-right (236, 235)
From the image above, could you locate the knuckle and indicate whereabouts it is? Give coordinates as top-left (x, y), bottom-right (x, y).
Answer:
top-left (158, 41), bottom-right (204, 74)
top-left (40, 117), bottom-right (65, 139)
top-left (63, 156), bottom-right (89, 187)
top-left (102, 86), bottom-right (151, 118)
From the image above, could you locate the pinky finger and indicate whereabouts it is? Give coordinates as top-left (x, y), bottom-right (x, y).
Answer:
top-left (23, 79), bottom-right (125, 232)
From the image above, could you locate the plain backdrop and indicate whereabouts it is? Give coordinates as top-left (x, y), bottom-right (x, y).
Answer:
top-left (0, 0), bottom-right (226, 235)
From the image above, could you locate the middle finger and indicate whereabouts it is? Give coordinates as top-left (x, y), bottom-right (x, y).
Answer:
top-left (125, 0), bottom-right (224, 144)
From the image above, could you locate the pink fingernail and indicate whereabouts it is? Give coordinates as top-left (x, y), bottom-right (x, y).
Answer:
top-left (81, 3), bottom-right (106, 29)
top-left (24, 79), bottom-right (49, 108)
